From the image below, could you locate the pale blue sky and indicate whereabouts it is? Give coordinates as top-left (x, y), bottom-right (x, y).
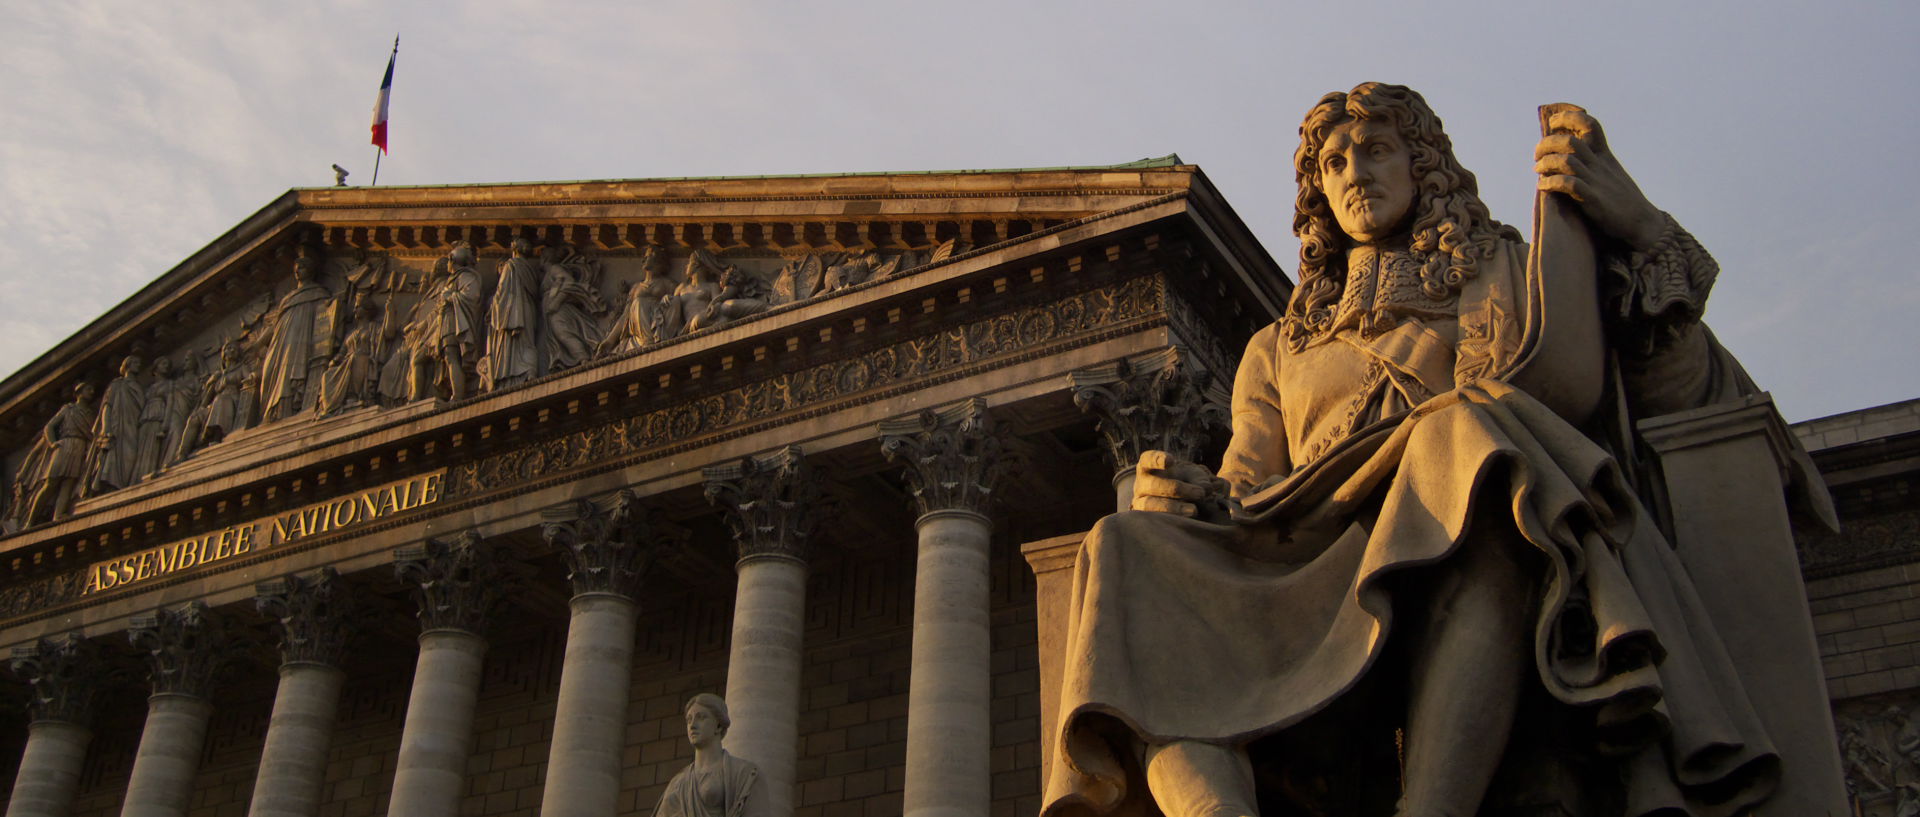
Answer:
top-left (1, 0), bottom-right (1914, 421)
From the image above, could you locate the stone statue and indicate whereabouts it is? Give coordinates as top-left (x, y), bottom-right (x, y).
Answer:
top-left (686, 264), bottom-right (770, 334)
top-left (175, 340), bottom-right (256, 462)
top-left (480, 237), bottom-right (545, 392)
top-left (158, 353), bottom-right (203, 469)
top-left (652, 694), bottom-right (769, 817)
top-left (1043, 84), bottom-right (1809, 817)
top-left (658, 253), bottom-right (723, 339)
top-left (395, 242), bottom-right (484, 401)
top-left (25, 382), bottom-right (97, 524)
top-left (316, 299), bottom-right (384, 415)
top-left (769, 253), bottom-right (825, 306)
top-left (596, 245), bottom-right (676, 358)
top-left (821, 250), bottom-right (878, 293)
top-left (84, 355), bottom-right (146, 495)
top-left (258, 254), bottom-right (332, 422)
top-left (132, 356), bottom-right (186, 480)
top-left (538, 245), bottom-right (606, 371)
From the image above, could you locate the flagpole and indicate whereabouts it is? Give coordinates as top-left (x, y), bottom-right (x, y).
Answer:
top-left (369, 35), bottom-right (397, 186)
top-left (371, 149), bottom-right (383, 187)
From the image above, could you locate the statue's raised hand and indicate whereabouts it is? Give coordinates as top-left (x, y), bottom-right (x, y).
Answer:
top-left (1131, 450), bottom-right (1230, 521)
top-left (1534, 107), bottom-right (1665, 251)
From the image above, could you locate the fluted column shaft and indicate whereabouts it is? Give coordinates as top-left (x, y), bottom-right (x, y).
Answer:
top-left (122, 603), bottom-right (228, 817)
top-left (388, 630), bottom-right (486, 817)
top-left (706, 446), bottom-right (828, 817)
top-left (250, 568), bottom-right (354, 817)
top-left (723, 555), bottom-right (808, 816)
top-left (121, 694), bottom-right (214, 817)
top-left (7, 635), bottom-right (102, 817)
top-left (248, 664), bottom-right (346, 817)
top-left (903, 510), bottom-right (995, 817)
top-left (880, 399), bottom-right (1009, 817)
top-left (6, 721), bottom-right (92, 817)
top-left (389, 533), bottom-right (501, 817)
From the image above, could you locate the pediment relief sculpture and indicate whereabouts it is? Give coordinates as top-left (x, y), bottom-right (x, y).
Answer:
top-left (1, 234), bottom-right (948, 529)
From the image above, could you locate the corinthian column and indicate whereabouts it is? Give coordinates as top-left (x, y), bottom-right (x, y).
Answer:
top-left (122, 603), bottom-right (231, 817)
top-left (705, 447), bottom-right (830, 817)
top-left (537, 491), bottom-right (679, 817)
top-left (389, 533), bottom-right (502, 817)
top-left (6, 634), bottom-right (104, 817)
top-left (880, 399), bottom-right (1011, 817)
top-left (1068, 348), bottom-right (1226, 511)
top-left (248, 568), bottom-right (355, 817)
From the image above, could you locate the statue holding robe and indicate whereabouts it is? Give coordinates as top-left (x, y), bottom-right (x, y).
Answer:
top-left (595, 245), bottom-right (675, 358)
top-left (392, 242), bottom-right (484, 402)
top-left (258, 255), bottom-right (331, 421)
top-left (652, 694), bottom-right (769, 817)
top-left (132, 356), bottom-right (187, 480)
top-left (1042, 84), bottom-right (1836, 817)
top-left (538, 245), bottom-right (606, 371)
top-left (26, 382), bottom-right (97, 524)
top-left (84, 355), bottom-right (145, 495)
top-left (480, 238), bottom-right (544, 391)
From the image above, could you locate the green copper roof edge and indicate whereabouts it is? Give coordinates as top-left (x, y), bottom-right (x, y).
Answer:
top-left (296, 154), bottom-right (1187, 192)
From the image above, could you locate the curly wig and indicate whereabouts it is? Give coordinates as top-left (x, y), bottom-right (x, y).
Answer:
top-left (1281, 83), bottom-right (1521, 351)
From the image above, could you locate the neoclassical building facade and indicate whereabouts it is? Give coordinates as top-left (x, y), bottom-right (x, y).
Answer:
top-left (0, 159), bottom-right (1286, 817)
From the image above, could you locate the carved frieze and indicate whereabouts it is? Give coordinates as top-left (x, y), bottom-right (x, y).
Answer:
top-left (128, 601), bottom-right (231, 698)
top-left (878, 398), bottom-right (1011, 518)
top-left (393, 531), bottom-right (504, 635)
top-left (450, 275), bottom-right (1173, 498)
top-left (1069, 347), bottom-right (1228, 476)
top-left (1838, 704), bottom-right (1920, 816)
top-left (254, 567), bottom-right (355, 668)
top-left (541, 489), bottom-right (681, 600)
top-left (9, 633), bottom-right (106, 724)
top-left (704, 447), bottom-right (831, 565)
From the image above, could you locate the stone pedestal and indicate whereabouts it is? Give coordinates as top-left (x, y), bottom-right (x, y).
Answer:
top-left (538, 492), bottom-right (661, 817)
top-left (390, 533), bottom-right (501, 817)
top-left (707, 446), bottom-right (829, 817)
top-left (1639, 393), bottom-right (1849, 817)
top-left (1020, 532), bottom-right (1085, 775)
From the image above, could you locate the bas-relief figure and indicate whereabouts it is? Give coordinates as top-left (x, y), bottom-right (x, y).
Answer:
top-left (393, 242), bottom-right (484, 402)
top-left (1838, 706), bottom-right (1920, 817)
top-left (84, 355), bottom-right (145, 496)
top-left (316, 299), bottom-right (384, 416)
top-left (24, 382), bottom-right (97, 525)
top-left (175, 340), bottom-right (257, 463)
top-left (132, 356), bottom-right (189, 481)
top-left (1043, 84), bottom-right (1819, 817)
top-left (258, 253), bottom-right (332, 422)
top-left (597, 245), bottom-right (677, 358)
top-left (652, 694), bottom-right (769, 817)
top-left (539, 244), bottom-right (607, 372)
top-left (481, 237), bottom-right (546, 392)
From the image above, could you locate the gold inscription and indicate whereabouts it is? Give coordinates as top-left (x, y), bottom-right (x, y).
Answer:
top-left (80, 470), bottom-right (445, 596)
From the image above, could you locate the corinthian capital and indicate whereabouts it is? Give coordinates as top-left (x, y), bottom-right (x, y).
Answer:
top-left (394, 532), bottom-right (504, 635)
top-left (128, 602), bottom-right (231, 699)
top-left (542, 489), bottom-right (682, 600)
top-left (9, 633), bottom-right (106, 724)
top-left (255, 567), bottom-right (355, 669)
top-left (1069, 347), bottom-right (1227, 476)
top-left (878, 398), bottom-right (1011, 518)
top-left (703, 446), bottom-right (831, 566)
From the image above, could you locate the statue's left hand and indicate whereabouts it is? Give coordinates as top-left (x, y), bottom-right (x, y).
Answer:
top-left (1534, 108), bottom-right (1664, 251)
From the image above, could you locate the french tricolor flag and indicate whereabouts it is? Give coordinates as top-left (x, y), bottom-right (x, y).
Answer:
top-left (370, 38), bottom-right (397, 154)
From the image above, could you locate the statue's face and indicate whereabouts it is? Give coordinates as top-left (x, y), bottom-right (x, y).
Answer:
top-left (1317, 118), bottom-right (1415, 244)
top-left (450, 246), bottom-right (475, 266)
top-left (685, 703), bottom-right (721, 748)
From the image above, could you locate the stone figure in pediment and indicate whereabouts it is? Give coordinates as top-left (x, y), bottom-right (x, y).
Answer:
top-left (659, 252), bottom-right (724, 340)
top-left (82, 355), bottom-right (146, 496)
top-left (770, 253), bottom-right (825, 306)
top-left (258, 253), bottom-right (333, 422)
top-left (596, 245), bottom-right (677, 358)
top-left (821, 250), bottom-right (878, 293)
top-left (1043, 83), bottom-right (1827, 817)
top-left (480, 237), bottom-right (545, 392)
top-left (132, 356), bottom-right (188, 480)
top-left (174, 340), bottom-right (256, 462)
top-left (317, 299), bottom-right (385, 416)
top-left (652, 694), bottom-right (768, 817)
top-left (25, 381), bottom-right (97, 524)
top-left (393, 242), bottom-right (484, 402)
top-left (540, 245), bottom-right (607, 372)
top-left (686, 264), bottom-right (771, 334)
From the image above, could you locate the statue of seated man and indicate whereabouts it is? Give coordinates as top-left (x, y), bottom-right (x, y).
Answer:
top-left (1043, 83), bottom-right (1808, 817)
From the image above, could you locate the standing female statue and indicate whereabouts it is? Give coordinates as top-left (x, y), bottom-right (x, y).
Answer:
top-left (1043, 84), bottom-right (1815, 817)
top-left (653, 694), bottom-right (768, 817)
top-left (84, 355), bottom-right (146, 495)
